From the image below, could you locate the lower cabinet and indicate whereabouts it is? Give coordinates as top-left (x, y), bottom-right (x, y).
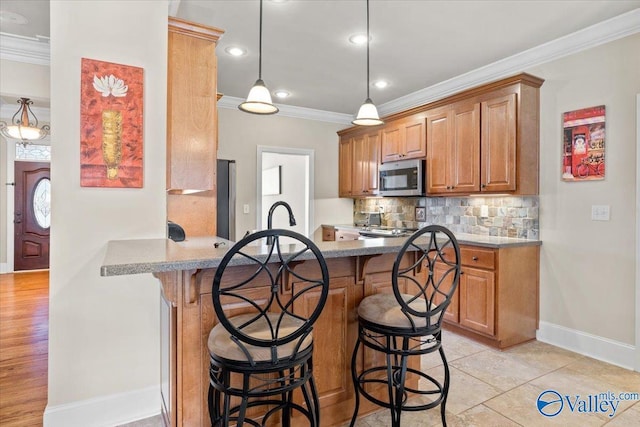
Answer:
top-left (436, 244), bottom-right (539, 349)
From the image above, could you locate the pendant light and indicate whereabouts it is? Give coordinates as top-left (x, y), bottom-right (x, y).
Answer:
top-left (352, 0), bottom-right (383, 126)
top-left (239, 0), bottom-right (279, 115)
top-left (0, 98), bottom-right (50, 145)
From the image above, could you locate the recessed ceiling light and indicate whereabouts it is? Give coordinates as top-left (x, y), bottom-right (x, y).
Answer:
top-left (273, 90), bottom-right (290, 99)
top-left (349, 34), bottom-right (370, 45)
top-left (225, 46), bottom-right (246, 57)
top-left (373, 80), bottom-right (389, 89)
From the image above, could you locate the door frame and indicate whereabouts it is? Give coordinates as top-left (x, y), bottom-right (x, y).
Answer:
top-left (2, 141), bottom-right (16, 273)
top-left (635, 93), bottom-right (640, 372)
top-left (256, 146), bottom-right (315, 237)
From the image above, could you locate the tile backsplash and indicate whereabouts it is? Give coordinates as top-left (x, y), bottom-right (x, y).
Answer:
top-left (354, 196), bottom-right (539, 240)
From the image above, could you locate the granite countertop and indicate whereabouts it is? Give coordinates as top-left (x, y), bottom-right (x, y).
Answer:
top-left (101, 231), bottom-right (541, 277)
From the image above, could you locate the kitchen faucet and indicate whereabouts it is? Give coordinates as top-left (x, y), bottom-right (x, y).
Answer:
top-left (266, 201), bottom-right (296, 245)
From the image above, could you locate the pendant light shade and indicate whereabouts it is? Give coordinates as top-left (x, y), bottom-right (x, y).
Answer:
top-left (239, 0), bottom-right (279, 115)
top-left (0, 98), bottom-right (50, 145)
top-left (353, 98), bottom-right (382, 126)
top-left (352, 0), bottom-right (383, 126)
top-left (239, 79), bottom-right (278, 114)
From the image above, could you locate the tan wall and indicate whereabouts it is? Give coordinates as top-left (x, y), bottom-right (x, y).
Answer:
top-left (529, 33), bottom-right (640, 345)
top-left (47, 0), bottom-right (167, 412)
top-left (217, 108), bottom-right (353, 240)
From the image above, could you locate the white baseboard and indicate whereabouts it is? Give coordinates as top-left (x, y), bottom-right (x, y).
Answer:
top-left (43, 386), bottom-right (160, 427)
top-left (0, 263), bottom-right (10, 274)
top-left (537, 321), bottom-right (636, 371)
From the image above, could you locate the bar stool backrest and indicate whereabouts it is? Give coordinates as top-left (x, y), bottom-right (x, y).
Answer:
top-left (212, 228), bottom-right (330, 363)
top-left (391, 225), bottom-right (461, 331)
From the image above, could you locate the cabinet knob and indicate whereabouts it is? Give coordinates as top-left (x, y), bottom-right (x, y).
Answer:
top-left (481, 184), bottom-right (486, 189)
top-left (472, 256), bottom-right (478, 261)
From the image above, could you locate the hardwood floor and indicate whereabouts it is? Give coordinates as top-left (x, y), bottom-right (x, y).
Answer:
top-left (0, 271), bottom-right (49, 427)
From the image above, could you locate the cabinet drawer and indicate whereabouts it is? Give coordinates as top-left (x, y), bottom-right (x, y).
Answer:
top-left (322, 227), bottom-right (336, 241)
top-left (460, 247), bottom-right (495, 270)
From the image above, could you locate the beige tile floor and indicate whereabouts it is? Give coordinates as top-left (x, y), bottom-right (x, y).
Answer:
top-left (122, 331), bottom-right (640, 427)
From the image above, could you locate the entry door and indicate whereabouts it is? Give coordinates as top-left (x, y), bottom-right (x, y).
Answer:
top-left (14, 161), bottom-right (51, 271)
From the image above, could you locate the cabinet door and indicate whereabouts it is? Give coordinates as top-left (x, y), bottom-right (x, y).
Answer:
top-left (381, 125), bottom-right (402, 163)
top-left (364, 132), bottom-right (381, 194)
top-left (451, 102), bottom-right (480, 192)
top-left (167, 28), bottom-right (218, 192)
top-left (403, 119), bottom-right (426, 159)
top-left (481, 93), bottom-right (516, 192)
top-left (432, 263), bottom-right (459, 323)
top-left (291, 276), bottom-right (357, 411)
top-left (352, 135), bottom-right (366, 196)
top-left (459, 266), bottom-right (495, 336)
top-left (426, 108), bottom-right (451, 194)
top-left (338, 138), bottom-right (353, 197)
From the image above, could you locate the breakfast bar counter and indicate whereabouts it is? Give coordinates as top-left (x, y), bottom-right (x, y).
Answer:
top-left (101, 234), bottom-right (541, 426)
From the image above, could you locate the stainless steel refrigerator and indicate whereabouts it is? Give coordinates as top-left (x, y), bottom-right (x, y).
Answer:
top-left (217, 159), bottom-right (236, 240)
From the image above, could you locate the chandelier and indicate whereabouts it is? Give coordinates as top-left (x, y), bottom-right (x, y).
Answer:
top-left (0, 98), bottom-right (50, 145)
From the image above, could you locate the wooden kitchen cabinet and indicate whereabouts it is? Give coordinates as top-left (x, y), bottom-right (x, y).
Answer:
top-left (381, 116), bottom-right (426, 163)
top-left (338, 73), bottom-right (543, 196)
top-left (339, 129), bottom-right (380, 198)
top-left (338, 138), bottom-right (353, 197)
top-left (481, 93), bottom-right (517, 192)
top-left (426, 101), bottom-right (480, 194)
top-left (435, 244), bottom-right (539, 349)
top-left (167, 18), bottom-right (224, 236)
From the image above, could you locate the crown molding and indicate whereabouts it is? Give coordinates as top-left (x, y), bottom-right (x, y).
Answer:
top-left (218, 95), bottom-right (353, 125)
top-left (0, 33), bottom-right (50, 66)
top-left (1, 8), bottom-right (637, 123)
top-left (378, 8), bottom-right (640, 116)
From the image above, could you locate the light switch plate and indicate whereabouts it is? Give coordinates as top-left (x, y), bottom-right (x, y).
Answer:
top-left (591, 205), bottom-right (610, 221)
top-left (243, 204), bottom-right (250, 214)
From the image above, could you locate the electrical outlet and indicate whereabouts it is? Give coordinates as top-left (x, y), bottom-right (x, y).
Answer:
top-left (591, 205), bottom-right (610, 221)
top-left (243, 204), bottom-right (250, 214)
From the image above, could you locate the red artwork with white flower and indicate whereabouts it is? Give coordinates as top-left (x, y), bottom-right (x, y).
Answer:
top-left (80, 58), bottom-right (144, 187)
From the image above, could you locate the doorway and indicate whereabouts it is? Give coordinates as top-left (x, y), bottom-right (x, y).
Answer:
top-left (257, 146), bottom-right (314, 239)
top-left (14, 161), bottom-right (50, 271)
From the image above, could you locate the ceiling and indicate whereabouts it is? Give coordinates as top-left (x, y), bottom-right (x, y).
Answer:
top-left (1, 0), bottom-right (638, 117)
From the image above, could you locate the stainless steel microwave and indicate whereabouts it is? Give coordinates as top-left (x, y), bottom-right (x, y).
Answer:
top-left (379, 159), bottom-right (425, 196)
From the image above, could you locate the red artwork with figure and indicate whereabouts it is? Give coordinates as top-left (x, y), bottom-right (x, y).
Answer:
top-left (562, 105), bottom-right (605, 182)
top-left (80, 58), bottom-right (144, 187)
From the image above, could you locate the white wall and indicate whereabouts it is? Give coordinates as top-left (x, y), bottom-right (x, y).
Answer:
top-left (531, 33), bottom-right (639, 366)
top-left (218, 108), bottom-right (353, 240)
top-left (46, 1), bottom-right (167, 425)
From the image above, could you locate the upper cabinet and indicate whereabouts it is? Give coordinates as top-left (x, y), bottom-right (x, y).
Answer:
top-left (339, 129), bottom-right (381, 197)
top-left (426, 100), bottom-right (480, 194)
top-left (481, 94), bottom-right (516, 192)
top-left (167, 18), bottom-right (223, 193)
top-left (381, 116), bottom-right (425, 163)
top-left (167, 18), bottom-right (224, 237)
top-left (338, 73), bottom-right (544, 198)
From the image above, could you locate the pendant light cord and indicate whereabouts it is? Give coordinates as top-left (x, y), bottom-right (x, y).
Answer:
top-left (366, 0), bottom-right (370, 99)
top-left (259, 0), bottom-right (263, 80)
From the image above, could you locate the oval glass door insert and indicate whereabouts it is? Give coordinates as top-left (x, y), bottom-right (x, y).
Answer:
top-left (33, 178), bottom-right (51, 229)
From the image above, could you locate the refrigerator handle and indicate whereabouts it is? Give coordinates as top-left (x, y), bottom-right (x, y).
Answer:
top-left (228, 161), bottom-right (236, 241)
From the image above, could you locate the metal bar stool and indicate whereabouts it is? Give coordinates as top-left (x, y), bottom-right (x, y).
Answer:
top-left (208, 229), bottom-right (329, 426)
top-left (349, 225), bottom-right (461, 427)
